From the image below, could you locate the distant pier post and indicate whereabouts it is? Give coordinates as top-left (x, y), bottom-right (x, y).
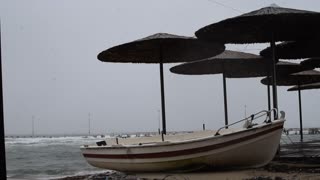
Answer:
top-left (0, 22), bottom-right (7, 180)
top-left (298, 87), bottom-right (303, 142)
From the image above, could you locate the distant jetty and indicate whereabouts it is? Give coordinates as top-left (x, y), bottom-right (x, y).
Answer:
top-left (284, 128), bottom-right (320, 135)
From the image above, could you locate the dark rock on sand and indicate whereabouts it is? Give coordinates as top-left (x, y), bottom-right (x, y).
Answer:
top-left (244, 176), bottom-right (285, 180)
top-left (244, 176), bottom-right (273, 180)
top-left (54, 171), bottom-right (138, 180)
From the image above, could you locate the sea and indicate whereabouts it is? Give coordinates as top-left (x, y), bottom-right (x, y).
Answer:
top-left (5, 133), bottom-right (320, 180)
top-left (5, 135), bottom-right (110, 179)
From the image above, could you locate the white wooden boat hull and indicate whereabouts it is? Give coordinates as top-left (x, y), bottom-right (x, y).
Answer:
top-left (81, 119), bottom-right (284, 172)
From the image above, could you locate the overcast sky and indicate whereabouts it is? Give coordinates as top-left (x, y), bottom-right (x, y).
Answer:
top-left (1, 0), bottom-right (320, 135)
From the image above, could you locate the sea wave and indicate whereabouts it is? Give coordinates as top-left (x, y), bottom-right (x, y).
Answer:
top-left (5, 136), bottom-right (108, 146)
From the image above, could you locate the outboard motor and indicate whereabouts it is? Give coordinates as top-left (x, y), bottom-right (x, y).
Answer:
top-left (280, 111), bottom-right (285, 119)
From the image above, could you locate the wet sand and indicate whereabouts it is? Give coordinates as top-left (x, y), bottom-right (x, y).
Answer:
top-left (53, 160), bottom-right (320, 180)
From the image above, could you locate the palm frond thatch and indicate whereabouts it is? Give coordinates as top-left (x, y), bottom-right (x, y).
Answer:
top-left (260, 40), bottom-right (320, 59)
top-left (195, 6), bottom-right (320, 44)
top-left (97, 33), bottom-right (225, 63)
top-left (300, 58), bottom-right (320, 68)
top-left (170, 50), bottom-right (306, 78)
top-left (288, 82), bottom-right (320, 91)
top-left (261, 70), bottom-right (320, 86)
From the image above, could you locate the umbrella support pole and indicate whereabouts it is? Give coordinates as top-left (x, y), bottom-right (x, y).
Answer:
top-left (159, 54), bottom-right (166, 135)
top-left (298, 85), bottom-right (303, 142)
top-left (267, 83), bottom-right (271, 122)
top-left (222, 73), bottom-right (229, 127)
top-left (0, 23), bottom-right (6, 180)
top-left (271, 34), bottom-right (278, 119)
top-left (267, 77), bottom-right (271, 112)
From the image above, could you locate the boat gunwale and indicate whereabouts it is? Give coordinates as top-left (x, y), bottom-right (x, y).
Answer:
top-left (81, 119), bottom-right (285, 151)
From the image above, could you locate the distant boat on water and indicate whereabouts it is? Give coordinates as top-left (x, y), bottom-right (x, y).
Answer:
top-left (81, 109), bottom-right (285, 172)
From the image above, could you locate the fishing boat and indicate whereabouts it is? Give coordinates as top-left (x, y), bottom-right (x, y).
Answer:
top-left (81, 109), bottom-right (285, 172)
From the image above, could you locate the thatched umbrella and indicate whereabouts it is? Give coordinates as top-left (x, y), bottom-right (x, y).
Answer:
top-left (170, 52), bottom-right (307, 77)
top-left (260, 40), bottom-right (320, 59)
top-left (261, 70), bottom-right (320, 85)
top-left (0, 23), bottom-right (6, 180)
top-left (288, 82), bottom-right (320, 91)
top-left (261, 70), bottom-right (320, 141)
top-left (98, 33), bottom-right (225, 134)
top-left (300, 58), bottom-right (320, 69)
top-left (195, 5), bottom-right (320, 118)
top-left (288, 74), bottom-right (320, 141)
top-left (195, 6), bottom-right (320, 43)
top-left (170, 50), bottom-right (305, 126)
top-left (268, 61), bottom-right (312, 111)
top-left (170, 50), bottom-right (268, 75)
top-left (170, 50), bottom-right (264, 126)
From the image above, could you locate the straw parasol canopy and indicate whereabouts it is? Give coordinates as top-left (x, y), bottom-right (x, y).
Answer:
top-left (287, 74), bottom-right (320, 142)
top-left (260, 40), bottom-right (320, 59)
top-left (261, 70), bottom-right (320, 86)
top-left (170, 50), bottom-right (267, 78)
top-left (170, 50), bottom-right (267, 77)
top-left (98, 33), bottom-right (225, 63)
top-left (287, 71), bottom-right (320, 141)
top-left (195, 6), bottom-right (320, 43)
top-left (171, 50), bottom-right (266, 127)
top-left (195, 5), bottom-right (320, 117)
top-left (98, 33), bottom-right (225, 134)
top-left (261, 70), bottom-right (320, 142)
top-left (170, 51), bottom-right (309, 78)
top-left (288, 82), bottom-right (320, 91)
top-left (276, 61), bottom-right (313, 76)
top-left (170, 50), bottom-right (305, 126)
top-left (300, 58), bottom-right (320, 69)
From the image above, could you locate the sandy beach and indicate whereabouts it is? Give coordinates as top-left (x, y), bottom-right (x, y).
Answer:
top-left (50, 160), bottom-right (320, 180)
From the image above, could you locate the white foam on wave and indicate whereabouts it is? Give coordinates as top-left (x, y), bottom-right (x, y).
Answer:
top-left (5, 136), bottom-right (111, 146)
